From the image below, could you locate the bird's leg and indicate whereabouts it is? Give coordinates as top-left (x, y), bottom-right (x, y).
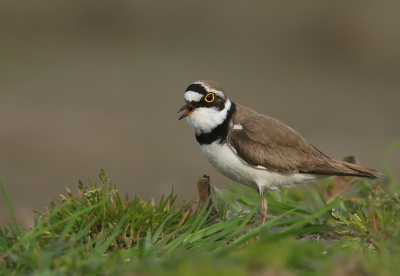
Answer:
top-left (257, 187), bottom-right (268, 226)
top-left (260, 198), bottom-right (268, 226)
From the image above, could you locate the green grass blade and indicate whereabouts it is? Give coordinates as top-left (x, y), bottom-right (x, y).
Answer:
top-left (0, 177), bottom-right (23, 238)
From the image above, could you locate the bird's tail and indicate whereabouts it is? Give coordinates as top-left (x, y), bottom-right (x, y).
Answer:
top-left (307, 157), bottom-right (383, 179)
top-left (336, 160), bottom-right (383, 179)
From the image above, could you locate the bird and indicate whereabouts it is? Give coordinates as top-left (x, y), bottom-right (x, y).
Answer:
top-left (177, 80), bottom-right (382, 224)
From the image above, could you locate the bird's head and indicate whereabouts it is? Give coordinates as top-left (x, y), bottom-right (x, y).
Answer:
top-left (178, 80), bottom-right (231, 134)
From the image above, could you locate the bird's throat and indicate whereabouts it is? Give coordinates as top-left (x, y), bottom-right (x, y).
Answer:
top-left (194, 102), bottom-right (236, 145)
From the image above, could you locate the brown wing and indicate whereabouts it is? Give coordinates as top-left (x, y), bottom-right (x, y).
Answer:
top-left (227, 104), bottom-right (381, 178)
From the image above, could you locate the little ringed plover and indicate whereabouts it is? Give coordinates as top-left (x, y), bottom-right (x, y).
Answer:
top-left (178, 80), bottom-right (382, 223)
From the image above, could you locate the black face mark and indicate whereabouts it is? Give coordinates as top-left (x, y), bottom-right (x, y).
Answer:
top-left (185, 83), bottom-right (225, 111)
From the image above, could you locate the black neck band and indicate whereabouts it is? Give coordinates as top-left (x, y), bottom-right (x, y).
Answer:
top-left (195, 102), bottom-right (236, 145)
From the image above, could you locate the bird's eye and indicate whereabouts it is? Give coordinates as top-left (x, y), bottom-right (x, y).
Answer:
top-left (204, 93), bottom-right (215, 103)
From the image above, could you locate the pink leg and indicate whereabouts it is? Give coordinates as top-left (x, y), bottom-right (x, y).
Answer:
top-left (259, 197), bottom-right (268, 225)
top-left (257, 187), bottom-right (268, 225)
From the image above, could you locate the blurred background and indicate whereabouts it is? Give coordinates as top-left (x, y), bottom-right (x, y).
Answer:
top-left (1, 1), bottom-right (399, 226)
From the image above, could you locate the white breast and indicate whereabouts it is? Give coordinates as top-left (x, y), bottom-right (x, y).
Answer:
top-left (200, 141), bottom-right (320, 191)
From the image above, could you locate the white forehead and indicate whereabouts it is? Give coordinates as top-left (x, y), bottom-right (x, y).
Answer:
top-left (184, 91), bottom-right (203, 102)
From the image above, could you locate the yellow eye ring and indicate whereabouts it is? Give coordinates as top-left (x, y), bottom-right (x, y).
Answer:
top-left (204, 93), bottom-right (215, 103)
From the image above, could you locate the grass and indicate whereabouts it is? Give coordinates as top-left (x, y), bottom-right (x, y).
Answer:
top-left (1, 155), bottom-right (400, 275)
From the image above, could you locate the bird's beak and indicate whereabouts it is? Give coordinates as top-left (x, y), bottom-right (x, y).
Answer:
top-left (177, 102), bottom-right (194, 120)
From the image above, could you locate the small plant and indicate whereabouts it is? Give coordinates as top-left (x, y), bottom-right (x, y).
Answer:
top-left (330, 183), bottom-right (400, 249)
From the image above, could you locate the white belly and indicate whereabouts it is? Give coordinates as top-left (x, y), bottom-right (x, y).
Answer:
top-left (200, 141), bottom-right (320, 191)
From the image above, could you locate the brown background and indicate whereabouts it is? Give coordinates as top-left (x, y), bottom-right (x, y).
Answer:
top-left (1, 1), bottom-right (399, 225)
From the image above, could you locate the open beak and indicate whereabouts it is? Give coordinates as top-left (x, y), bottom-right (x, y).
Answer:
top-left (177, 102), bottom-right (194, 120)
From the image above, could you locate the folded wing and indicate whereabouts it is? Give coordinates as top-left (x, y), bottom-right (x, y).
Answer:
top-left (227, 104), bottom-right (381, 178)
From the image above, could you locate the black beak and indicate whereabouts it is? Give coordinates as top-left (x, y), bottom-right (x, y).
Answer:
top-left (177, 102), bottom-right (193, 120)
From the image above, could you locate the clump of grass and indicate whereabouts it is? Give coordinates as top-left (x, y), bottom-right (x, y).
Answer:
top-left (0, 170), bottom-right (260, 273)
top-left (0, 159), bottom-right (399, 275)
top-left (40, 169), bottom-right (195, 251)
